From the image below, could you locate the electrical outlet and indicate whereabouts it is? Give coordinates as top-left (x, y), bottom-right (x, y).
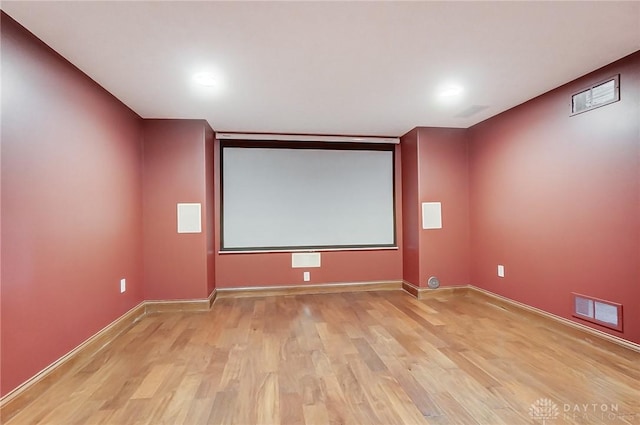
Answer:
top-left (497, 265), bottom-right (505, 278)
top-left (120, 278), bottom-right (126, 293)
top-left (303, 272), bottom-right (310, 282)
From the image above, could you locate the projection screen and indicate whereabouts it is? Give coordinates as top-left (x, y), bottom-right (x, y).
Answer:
top-left (221, 143), bottom-right (396, 251)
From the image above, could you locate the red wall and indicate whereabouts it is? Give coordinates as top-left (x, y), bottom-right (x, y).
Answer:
top-left (213, 142), bottom-right (403, 288)
top-left (1, 13), bottom-right (144, 396)
top-left (468, 51), bottom-right (640, 344)
top-left (400, 128), bottom-right (470, 288)
top-left (142, 120), bottom-right (214, 300)
top-left (401, 129), bottom-right (420, 285)
top-left (417, 128), bottom-right (470, 287)
top-left (205, 127), bottom-right (216, 296)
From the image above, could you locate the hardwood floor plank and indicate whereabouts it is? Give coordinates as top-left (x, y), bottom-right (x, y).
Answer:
top-left (376, 376), bottom-right (430, 425)
top-left (130, 364), bottom-right (173, 399)
top-left (255, 373), bottom-right (280, 425)
top-left (182, 398), bottom-right (216, 425)
top-left (332, 362), bottom-right (365, 406)
top-left (5, 290), bottom-right (640, 425)
top-left (206, 390), bottom-right (237, 425)
top-left (351, 337), bottom-right (388, 373)
top-left (430, 392), bottom-right (481, 425)
top-left (279, 392), bottom-right (305, 425)
top-left (302, 403), bottom-right (330, 425)
top-left (320, 373), bottom-right (360, 425)
top-left (346, 356), bottom-right (407, 425)
top-left (373, 351), bottom-right (442, 418)
top-left (157, 374), bottom-right (202, 425)
top-left (438, 347), bottom-right (501, 389)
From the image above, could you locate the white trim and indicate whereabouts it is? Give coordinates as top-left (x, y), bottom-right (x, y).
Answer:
top-left (216, 281), bottom-right (402, 297)
top-left (216, 132), bottom-right (400, 144)
top-left (218, 246), bottom-right (399, 254)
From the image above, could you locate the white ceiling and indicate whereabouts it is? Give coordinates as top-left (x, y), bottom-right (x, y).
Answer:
top-left (3, 1), bottom-right (639, 137)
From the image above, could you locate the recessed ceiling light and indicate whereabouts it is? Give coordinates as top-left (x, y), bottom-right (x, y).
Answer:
top-left (193, 72), bottom-right (218, 87)
top-left (438, 85), bottom-right (464, 98)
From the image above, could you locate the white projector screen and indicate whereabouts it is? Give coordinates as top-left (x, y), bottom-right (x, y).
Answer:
top-left (221, 143), bottom-right (395, 251)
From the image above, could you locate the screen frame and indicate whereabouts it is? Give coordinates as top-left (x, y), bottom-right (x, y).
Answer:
top-left (219, 139), bottom-right (397, 252)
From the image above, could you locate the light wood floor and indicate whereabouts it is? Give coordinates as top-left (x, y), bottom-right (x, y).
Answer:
top-left (4, 290), bottom-right (640, 425)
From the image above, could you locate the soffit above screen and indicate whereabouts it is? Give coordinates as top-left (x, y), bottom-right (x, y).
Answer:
top-left (216, 133), bottom-right (400, 144)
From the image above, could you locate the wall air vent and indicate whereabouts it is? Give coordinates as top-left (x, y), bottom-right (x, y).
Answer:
top-left (292, 252), bottom-right (321, 268)
top-left (572, 293), bottom-right (622, 331)
top-left (571, 75), bottom-right (619, 116)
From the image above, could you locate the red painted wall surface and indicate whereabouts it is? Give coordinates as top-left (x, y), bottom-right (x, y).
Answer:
top-left (142, 120), bottom-right (213, 300)
top-left (468, 52), bottom-right (640, 344)
top-left (401, 129), bottom-right (420, 286)
top-left (417, 128), bottom-right (470, 287)
top-left (213, 143), bottom-right (403, 288)
top-left (205, 127), bottom-right (216, 295)
top-left (1, 13), bottom-right (144, 396)
top-left (400, 128), bottom-right (470, 288)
